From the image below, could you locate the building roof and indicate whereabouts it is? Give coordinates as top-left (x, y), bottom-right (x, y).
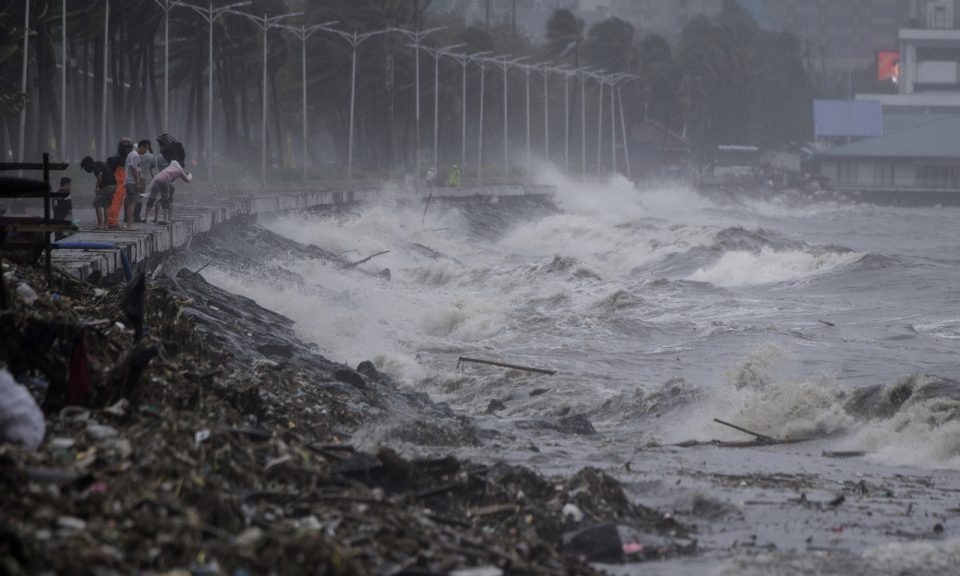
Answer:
top-left (814, 100), bottom-right (884, 139)
top-left (883, 109), bottom-right (960, 135)
top-left (819, 115), bottom-right (960, 159)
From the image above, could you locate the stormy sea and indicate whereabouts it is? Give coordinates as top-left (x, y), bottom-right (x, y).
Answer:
top-left (188, 171), bottom-right (960, 574)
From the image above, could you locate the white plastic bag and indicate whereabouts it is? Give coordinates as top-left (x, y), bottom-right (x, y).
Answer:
top-left (0, 368), bottom-right (46, 450)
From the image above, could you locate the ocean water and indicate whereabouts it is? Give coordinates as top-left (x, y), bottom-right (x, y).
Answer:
top-left (201, 170), bottom-right (960, 569)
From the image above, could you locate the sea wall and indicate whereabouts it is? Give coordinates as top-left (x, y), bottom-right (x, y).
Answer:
top-left (51, 184), bottom-right (553, 281)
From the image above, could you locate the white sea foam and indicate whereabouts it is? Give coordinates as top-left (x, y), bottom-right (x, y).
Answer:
top-left (689, 246), bottom-right (862, 287)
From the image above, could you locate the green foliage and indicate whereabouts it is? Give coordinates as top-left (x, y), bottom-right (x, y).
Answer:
top-left (582, 17), bottom-right (636, 73)
top-left (675, 1), bottom-right (813, 156)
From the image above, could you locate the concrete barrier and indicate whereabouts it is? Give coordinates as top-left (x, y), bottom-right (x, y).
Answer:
top-left (51, 185), bottom-right (553, 281)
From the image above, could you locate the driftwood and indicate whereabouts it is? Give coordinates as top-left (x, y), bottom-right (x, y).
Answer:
top-left (822, 450), bottom-right (867, 459)
top-left (713, 418), bottom-right (774, 442)
top-left (456, 356), bottom-right (557, 376)
top-left (344, 251), bottom-right (390, 269)
top-left (674, 437), bottom-right (815, 449)
top-left (818, 319), bottom-right (836, 327)
top-left (673, 418), bottom-right (816, 448)
top-left (421, 191), bottom-right (434, 225)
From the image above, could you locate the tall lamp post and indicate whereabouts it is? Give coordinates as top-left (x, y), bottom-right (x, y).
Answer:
top-left (475, 56), bottom-right (490, 183)
top-left (18, 0), bottom-right (30, 166)
top-left (60, 0), bottom-right (66, 159)
top-left (593, 72), bottom-right (606, 177)
top-left (538, 64), bottom-right (552, 164)
top-left (561, 68), bottom-right (586, 174)
top-left (186, 1), bottom-right (251, 182)
top-left (151, 0), bottom-right (188, 134)
top-left (391, 26), bottom-right (444, 182)
top-left (325, 28), bottom-right (391, 180)
top-left (420, 43), bottom-right (465, 175)
top-left (617, 75), bottom-right (638, 181)
top-left (443, 51), bottom-right (490, 177)
top-left (491, 55), bottom-right (528, 179)
top-left (277, 20), bottom-right (338, 190)
top-left (100, 0), bottom-right (108, 160)
top-left (231, 9), bottom-right (302, 190)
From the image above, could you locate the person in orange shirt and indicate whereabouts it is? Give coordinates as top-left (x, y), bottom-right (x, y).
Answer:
top-left (106, 138), bottom-right (134, 229)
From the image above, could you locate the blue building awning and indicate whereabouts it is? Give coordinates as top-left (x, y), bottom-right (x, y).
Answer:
top-left (814, 100), bottom-right (884, 139)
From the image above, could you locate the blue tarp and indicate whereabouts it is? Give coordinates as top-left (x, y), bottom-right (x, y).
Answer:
top-left (813, 100), bottom-right (884, 139)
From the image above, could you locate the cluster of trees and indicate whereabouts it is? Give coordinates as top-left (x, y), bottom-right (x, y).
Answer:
top-left (1, 0), bottom-right (815, 180)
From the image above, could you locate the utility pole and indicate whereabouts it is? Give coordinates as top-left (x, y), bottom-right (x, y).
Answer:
top-left (19, 0), bottom-right (30, 166)
top-left (100, 0), bottom-right (108, 159)
top-left (324, 27), bottom-right (391, 180)
top-left (444, 51), bottom-right (491, 178)
top-left (421, 43), bottom-right (465, 175)
top-left (61, 0), bottom-right (66, 159)
top-left (231, 9), bottom-right (303, 190)
top-left (476, 57), bottom-right (489, 182)
top-left (187, 1), bottom-right (252, 182)
top-left (391, 26), bottom-right (444, 185)
top-left (276, 20), bottom-right (338, 191)
top-left (151, 0), bottom-right (187, 135)
top-left (491, 55), bottom-right (528, 179)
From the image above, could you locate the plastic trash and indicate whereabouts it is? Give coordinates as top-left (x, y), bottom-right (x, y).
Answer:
top-left (0, 368), bottom-right (46, 450)
top-left (562, 503), bottom-right (584, 522)
top-left (15, 282), bottom-right (39, 306)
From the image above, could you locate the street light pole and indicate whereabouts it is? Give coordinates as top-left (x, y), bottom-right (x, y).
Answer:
top-left (618, 85), bottom-right (631, 181)
top-left (596, 74), bottom-right (605, 177)
top-left (580, 71), bottom-right (586, 177)
top-left (101, 0), bottom-right (108, 159)
top-left (491, 55), bottom-right (527, 179)
top-left (61, 0), bottom-right (66, 159)
top-left (231, 9), bottom-right (302, 190)
top-left (523, 64), bottom-right (531, 175)
top-left (151, 0), bottom-right (187, 134)
top-left (443, 51), bottom-right (489, 178)
top-left (476, 57), bottom-right (488, 183)
top-left (325, 28), bottom-right (391, 180)
top-left (391, 26), bottom-right (444, 182)
top-left (18, 0), bottom-right (30, 166)
top-left (540, 65), bottom-right (550, 164)
top-left (187, 1), bottom-right (251, 182)
top-left (277, 21), bottom-right (338, 190)
top-left (421, 43), bottom-right (464, 175)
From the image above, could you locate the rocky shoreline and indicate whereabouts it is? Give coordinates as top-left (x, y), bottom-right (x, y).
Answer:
top-left (0, 219), bottom-right (693, 575)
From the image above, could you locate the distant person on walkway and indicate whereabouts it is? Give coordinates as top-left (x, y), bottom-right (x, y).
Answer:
top-left (143, 159), bottom-right (192, 225)
top-left (426, 167), bottom-right (436, 190)
top-left (134, 139), bottom-right (156, 222)
top-left (447, 164), bottom-right (462, 188)
top-left (52, 177), bottom-right (77, 240)
top-left (80, 156), bottom-right (116, 229)
top-left (123, 138), bottom-right (142, 229)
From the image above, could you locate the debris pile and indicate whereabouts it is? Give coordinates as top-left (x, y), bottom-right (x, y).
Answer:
top-left (0, 260), bottom-right (692, 574)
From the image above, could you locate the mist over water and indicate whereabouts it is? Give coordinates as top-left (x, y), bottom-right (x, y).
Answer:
top-left (203, 169), bottom-right (960, 470)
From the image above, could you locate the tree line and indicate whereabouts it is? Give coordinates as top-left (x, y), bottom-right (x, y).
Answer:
top-left (0, 0), bottom-right (814, 181)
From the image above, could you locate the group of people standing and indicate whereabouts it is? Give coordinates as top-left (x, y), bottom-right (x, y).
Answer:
top-left (425, 164), bottom-right (462, 189)
top-left (79, 134), bottom-right (192, 230)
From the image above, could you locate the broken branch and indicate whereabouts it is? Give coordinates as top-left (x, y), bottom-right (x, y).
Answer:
top-left (456, 356), bottom-right (557, 376)
top-left (344, 251), bottom-right (390, 269)
top-left (712, 418), bottom-right (774, 443)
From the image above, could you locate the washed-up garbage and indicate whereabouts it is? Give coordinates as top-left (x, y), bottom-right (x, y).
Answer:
top-left (0, 368), bottom-right (45, 450)
top-left (0, 257), bottom-right (692, 576)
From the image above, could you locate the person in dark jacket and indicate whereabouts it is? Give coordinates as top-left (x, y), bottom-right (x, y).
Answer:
top-left (81, 156), bottom-right (117, 229)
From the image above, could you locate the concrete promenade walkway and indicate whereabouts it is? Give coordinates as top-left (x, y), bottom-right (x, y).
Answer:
top-left (51, 184), bottom-right (553, 281)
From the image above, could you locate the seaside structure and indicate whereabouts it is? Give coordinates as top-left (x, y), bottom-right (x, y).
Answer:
top-left (816, 0), bottom-right (960, 194)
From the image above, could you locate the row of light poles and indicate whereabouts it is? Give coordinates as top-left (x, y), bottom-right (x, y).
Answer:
top-left (21, 0), bottom-right (634, 186)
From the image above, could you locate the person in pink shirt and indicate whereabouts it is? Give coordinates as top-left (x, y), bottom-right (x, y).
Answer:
top-left (141, 158), bottom-right (192, 224)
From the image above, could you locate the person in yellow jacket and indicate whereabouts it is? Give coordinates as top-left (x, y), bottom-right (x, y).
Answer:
top-left (447, 164), bottom-right (462, 187)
